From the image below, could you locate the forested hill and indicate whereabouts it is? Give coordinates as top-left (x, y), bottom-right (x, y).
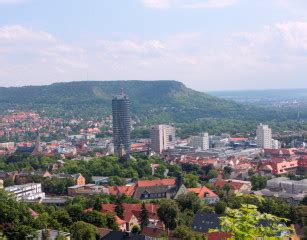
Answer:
top-left (0, 80), bottom-right (282, 122)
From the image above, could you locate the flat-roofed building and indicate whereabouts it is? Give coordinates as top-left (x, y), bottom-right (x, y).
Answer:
top-left (150, 125), bottom-right (175, 154)
top-left (5, 183), bottom-right (45, 201)
top-left (190, 133), bottom-right (209, 150)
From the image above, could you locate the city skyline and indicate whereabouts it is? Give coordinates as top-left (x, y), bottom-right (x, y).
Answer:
top-left (0, 0), bottom-right (307, 91)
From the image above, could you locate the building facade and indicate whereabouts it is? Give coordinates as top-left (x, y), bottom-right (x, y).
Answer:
top-left (150, 125), bottom-right (175, 154)
top-left (112, 94), bottom-right (131, 157)
top-left (5, 183), bottom-right (45, 201)
top-left (190, 132), bottom-right (209, 150)
top-left (256, 124), bottom-right (272, 149)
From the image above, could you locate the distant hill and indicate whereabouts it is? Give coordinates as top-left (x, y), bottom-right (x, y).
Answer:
top-left (0, 80), bottom-right (285, 123)
top-left (210, 89), bottom-right (307, 103)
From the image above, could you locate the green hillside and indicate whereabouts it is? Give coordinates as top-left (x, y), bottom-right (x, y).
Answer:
top-left (0, 80), bottom-right (281, 123)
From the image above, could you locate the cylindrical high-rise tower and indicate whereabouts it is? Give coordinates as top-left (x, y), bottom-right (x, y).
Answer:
top-left (112, 94), bottom-right (131, 157)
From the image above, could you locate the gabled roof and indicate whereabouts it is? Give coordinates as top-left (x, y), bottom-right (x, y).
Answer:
top-left (213, 179), bottom-right (244, 191)
top-left (115, 215), bottom-right (126, 225)
top-left (101, 203), bottom-right (160, 222)
top-left (188, 186), bottom-right (218, 198)
top-left (133, 185), bottom-right (174, 199)
top-left (137, 178), bottom-right (176, 187)
top-left (141, 227), bottom-right (166, 238)
top-left (108, 185), bottom-right (136, 197)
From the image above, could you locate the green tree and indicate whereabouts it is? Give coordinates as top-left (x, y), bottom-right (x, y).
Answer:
top-left (300, 196), bottom-right (307, 206)
top-left (131, 225), bottom-right (140, 234)
top-left (66, 204), bottom-right (84, 222)
top-left (140, 203), bottom-right (149, 229)
top-left (70, 221), bottom-right (99, 240)
top-left (176, 193), bottom-right (201, 213)
top-left (157, 200), bottom-right (179, 230)
top-left (183, 174), bottom-right (199, 188)
top-left (174, 225), bottom-right (205, 240)
top-left (115, 203), bottom-right (124, 219)
top-left (214, 201), bottom-right (226, 214)
top-left (208, 169), bottom-right (218, 179)
top-left (3, 178), bottom-right (14, 187)
top-left (82, 211), bottom-right (107, 228)
top-left (223, 184), bottom-right (231, 199)
top-left (223, 166), bottom-right (233, 178)
top-left (212, 204), bottom-right (291, 239)
top-left (250, 175), bottom-right (267, 190)
top-left (51, 210), bottom-right (72, 228)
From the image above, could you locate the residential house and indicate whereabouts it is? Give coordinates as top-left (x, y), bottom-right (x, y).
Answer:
top-left (53, 173), bottom-right (85, 185)
top-left (259, 159), bottom-right (298, 175)
top-left (133, 176), bottom-right (187, 200)
top-left (188, 186), bottom-right (219, 204)
top-left (213, 179), bottom-right (252, 194)
top-left (108, 185), bottom-right (136, 197)
top-left (0, 170), bottom-right (18, 182)
top-left (101, 203), bottom-right (161, 232)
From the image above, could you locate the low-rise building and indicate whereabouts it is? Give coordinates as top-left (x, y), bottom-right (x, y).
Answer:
top-left (213, 179), bottom-right (252, 193)
top-left (254, 177), bottom-right (307, 204)
top-left (26, 229), bottom-right (70, 240)
top-left (68, 184), bottom-right (108, 196)
top-left (53, 173), bottom-right (85, 185)
top-left (188, 186), bottom-right (219, 204)
top-left (5, 183), bottom-right (45, 201)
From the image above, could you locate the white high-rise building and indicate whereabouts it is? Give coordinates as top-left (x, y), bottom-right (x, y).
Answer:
top-left (256, 124), bottom-right (272, 149)
top-left (150, 125), bottom-right (175, 154)
top-left (190, 133), bottom-right (209, 150)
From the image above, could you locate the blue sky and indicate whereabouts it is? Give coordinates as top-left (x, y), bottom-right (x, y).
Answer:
top-left (0, 0), bottom-right (307, 91)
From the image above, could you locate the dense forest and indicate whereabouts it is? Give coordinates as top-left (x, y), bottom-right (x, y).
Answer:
top-left (0, 80), bottom-right (299, 122)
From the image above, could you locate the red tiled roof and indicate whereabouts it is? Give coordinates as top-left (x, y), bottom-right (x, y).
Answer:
top-left (188, 186), bottom-right (218, 198)
top-left (115, 215), bottom-right (126, 225)
top-left (108, 185), bottom-right (136, 197)
top-left (141, 227), bottom-right (166, 238)
top-left (213, 179), bottom-right (244, 190)
top-left (207, 232), bottom-right (232, 240)
top-left (230, 138), bottom-right (247, 142)
top-left (137, 178), bottom-right (176, 187)
top-left (101, 203), bottom-right (159, 222)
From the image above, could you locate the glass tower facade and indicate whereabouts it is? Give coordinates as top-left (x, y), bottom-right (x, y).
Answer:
top-left (112, 95), bottom-right (131, 156)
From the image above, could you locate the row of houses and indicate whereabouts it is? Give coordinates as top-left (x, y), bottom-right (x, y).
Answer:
top-left (68, 176), bottom-right (220, 204)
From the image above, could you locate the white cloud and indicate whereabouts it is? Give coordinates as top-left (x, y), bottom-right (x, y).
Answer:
top-left (140, 0), bottom-right (237, 9)
top-left (1, 22), bottom-right (307, 90)
top-left (0, 25), bottom-right (87, 86)
top-left (140, 0), bottom-right (171, 9)
top-left (181, 0), bottom-right (237, 9)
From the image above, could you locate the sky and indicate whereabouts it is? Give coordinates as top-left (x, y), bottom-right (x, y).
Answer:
top-left (0, 0), bottom-right (307, 91)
